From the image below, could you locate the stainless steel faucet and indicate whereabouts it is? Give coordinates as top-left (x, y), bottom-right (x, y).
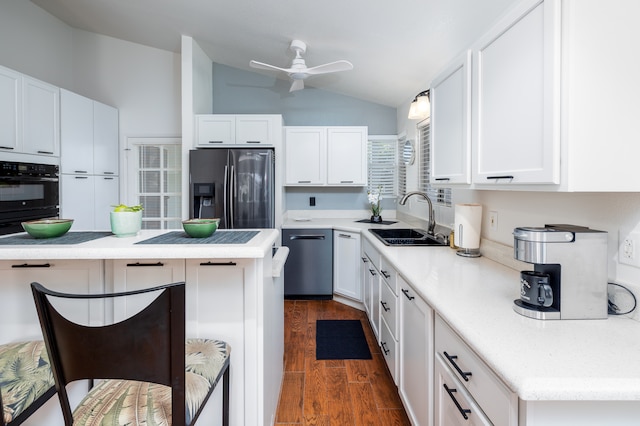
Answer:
top-left (399, 191), bottom-right (436, 235)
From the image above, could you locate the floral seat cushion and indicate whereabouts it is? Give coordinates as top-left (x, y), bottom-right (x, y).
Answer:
top-left (72, 338), bottom-right (230, 426)
top-left (0, 340), bottom-right (55, 425)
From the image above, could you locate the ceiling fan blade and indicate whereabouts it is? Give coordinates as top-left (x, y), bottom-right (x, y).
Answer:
top-left (249, 60), bottom-right (292, 73)
top-left (304, 60), bottom-right (354, 75)
top-left (289, 79), bottom-right (304, 92)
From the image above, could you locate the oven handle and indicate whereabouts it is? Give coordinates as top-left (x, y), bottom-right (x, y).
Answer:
top-left (0, 176), bottom-right (59, 183)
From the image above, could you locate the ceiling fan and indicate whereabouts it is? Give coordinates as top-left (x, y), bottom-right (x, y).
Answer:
top-left (249, 40), bottom-right (353, 92)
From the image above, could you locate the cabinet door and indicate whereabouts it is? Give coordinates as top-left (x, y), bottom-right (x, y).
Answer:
top-left (185, 259), bottom-right (246, 426)
top-left (93, 101), bottom-right (119, 176)
top-left (22, 76), bottom-right (59, 156)
top-left (0, 65), bottom-right (22, 152)
top-left (399, 281), bottom-right (433, 426)
top-left (236, 115), bottom-right (276, 145)
top-left (380, 316), bottom-right (398, 384)
top-left (110, 259), bottom-right (186, 322)
top-left (361, 251), bottom-right (372, 316)
top-left (472, 0), bottom-right (560, 184)
top-left (333, 231), bottom-right (362, 301)
top-left (284, 127), bottom-right (326, 185)
top-left (431, 51), bottom-right (471, 184)
top-left (0, 259), bottom-right (104, 341)
top-left (94, 176), bottom-right (119, 230)
top-left (61, 90), bottom-right (94, 174)
top-left (326, 127), bottom-right (367, 185)
top-left (195, 114), bottom-right (235, 146)
top-left (435, 354), bottom-right (491, 426)
top-left (60, 174), bottom-right (95, 230)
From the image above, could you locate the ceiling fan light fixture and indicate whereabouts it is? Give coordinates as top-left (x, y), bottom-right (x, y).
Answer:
top-left (408, 90), bottom-right (430, 120)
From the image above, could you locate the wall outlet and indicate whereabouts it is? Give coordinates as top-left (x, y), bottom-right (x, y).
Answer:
top-left (489, 211), bottom-right (498, 231)
top-left (619, 229), bottom-right (640, 267)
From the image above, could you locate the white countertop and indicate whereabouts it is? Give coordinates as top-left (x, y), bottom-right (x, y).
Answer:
top-left (0, 229), bottom-right (279, 260)
top-left (283, 217), bottom-right (640, 402)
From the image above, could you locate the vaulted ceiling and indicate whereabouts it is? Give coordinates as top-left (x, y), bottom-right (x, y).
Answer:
top-left (31, 0), bottom-right (517, 107)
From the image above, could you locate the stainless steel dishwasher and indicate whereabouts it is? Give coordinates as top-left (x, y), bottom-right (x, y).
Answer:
top-left (282, 228), bottom-right (333, 299)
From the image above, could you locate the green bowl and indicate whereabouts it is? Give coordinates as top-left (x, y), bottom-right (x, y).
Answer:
top-left (182, 219), bottom-right (219, 238)
top-left (22, 219), bottom-right (74, 239)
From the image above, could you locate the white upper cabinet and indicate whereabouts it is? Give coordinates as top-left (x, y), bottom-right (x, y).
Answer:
top-left (93, 101), bottom-right (119, 176)
top-left (61, 90), bottom-right (94, 174)
top-left (61, 89), bottom-right (119, 176)
top-left (195, 114), bottom-right (282, 146)
top-left (284, 127), bottom-right (326, 185)
top-left (431, 50), bottom-right (472, 184)
top-left (472, 0), bottom-right (560, 185)
top-left (285, 126), bottom-right (368, 186)
top-left (326, 127), bottom-right (368, 185)
top-left (22, 76), bottom-right (60, 157)
top-left (0, 66), bottom-right (22, 152)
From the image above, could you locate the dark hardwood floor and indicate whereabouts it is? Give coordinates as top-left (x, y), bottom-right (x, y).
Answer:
top-left (276, 300), bottom-right (411, 425)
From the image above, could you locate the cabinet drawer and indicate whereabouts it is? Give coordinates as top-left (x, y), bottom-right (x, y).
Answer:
top-left (435, 315), bottom-right (517, 425)
top-left (380, 316), bottom-right (398, 384)
top-left (380, 257), bottom-right (397, 295)
top-left (362, 237), bottom-right (380, 271)
top-left (380, 279), bottom-right (397, 339)
top-left (435, 353), bottom-right (491, 426)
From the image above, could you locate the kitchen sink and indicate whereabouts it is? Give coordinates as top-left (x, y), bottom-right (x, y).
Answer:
top-left (368, 228), bottom-right (448, 246)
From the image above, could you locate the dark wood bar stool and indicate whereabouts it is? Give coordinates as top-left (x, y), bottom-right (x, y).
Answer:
top-left (31, 281), bottom-right (230, 426)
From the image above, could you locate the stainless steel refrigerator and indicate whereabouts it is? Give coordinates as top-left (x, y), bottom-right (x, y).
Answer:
top-left (189, 148), bottom-right (275, 229)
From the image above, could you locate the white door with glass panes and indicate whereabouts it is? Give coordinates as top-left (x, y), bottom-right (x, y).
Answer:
top-left (126, 138), bottom-right (182, 230)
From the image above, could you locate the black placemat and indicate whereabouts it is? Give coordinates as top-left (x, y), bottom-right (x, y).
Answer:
top-left (0, 232), bottom-right (112, 245)
top-left (355, 219), bottom-right (398, 225)
top-left (136, 230), bottom-right (259, 245)
top-left (316, 320), bottom-right (372, 360)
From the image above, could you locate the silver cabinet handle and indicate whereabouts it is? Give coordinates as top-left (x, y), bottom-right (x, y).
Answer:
top-left (338, 233), bottom-right (351, 238)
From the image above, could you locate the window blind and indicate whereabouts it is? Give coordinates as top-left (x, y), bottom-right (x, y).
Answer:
top-left (368, 137), bottom-right (397, 197)
top-left (419, 121), bottom-right (452, 207)
top-left (397, 136), bottom-right (407, 197)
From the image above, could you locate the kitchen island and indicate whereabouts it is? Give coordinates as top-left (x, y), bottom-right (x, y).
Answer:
top-left (283, 215), bottom-right (640, 425)
top-left (0, 229), bottom-right (286, 426)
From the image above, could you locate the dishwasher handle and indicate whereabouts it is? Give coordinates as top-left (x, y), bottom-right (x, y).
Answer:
top-left (289, 235), bottom-right (326, 240)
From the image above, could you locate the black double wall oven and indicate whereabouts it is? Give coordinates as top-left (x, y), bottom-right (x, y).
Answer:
top-left (0, 160), bottom-right (59, 235)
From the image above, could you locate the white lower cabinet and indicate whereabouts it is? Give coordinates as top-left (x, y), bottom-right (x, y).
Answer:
top-left (0, 259), bottom-right (104, 426)
top-left (333, 230), bottom-right (362, 301)
top-left (361, 251), bottom-right (372, 316)
top-left (362, 237), bottom-right (381, 339)
top-left (379, 315), bottom-right (398, 383)
top-left (0, 259), bottom-right (104, 341)
top-left (61, 174), bottom-right (120, 231)
top-left (435, 353), bottom-right (491, 426)
top-left (435, 314), bottom-right (517, 425)
top-left (399, 280), bottom-right (433, 426)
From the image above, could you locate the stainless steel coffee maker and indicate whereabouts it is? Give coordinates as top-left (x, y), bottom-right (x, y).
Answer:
top-left (513, 224), bottom-right (608, 320)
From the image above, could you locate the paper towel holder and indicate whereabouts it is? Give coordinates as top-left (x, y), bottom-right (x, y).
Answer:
top-left (456, 223), bottom-right (481, 258)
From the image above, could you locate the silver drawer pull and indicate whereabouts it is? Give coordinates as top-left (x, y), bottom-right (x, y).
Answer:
top-left (443, 383), bottom-right (471, 420)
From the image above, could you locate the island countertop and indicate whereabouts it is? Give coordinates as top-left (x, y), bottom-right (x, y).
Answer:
top-left (0, 229), bottom-right (279, 260)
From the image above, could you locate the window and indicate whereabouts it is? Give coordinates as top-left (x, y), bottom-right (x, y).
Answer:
top-left (419, 121), bottom-right (451, 207)
top-left (367, 136), bottom-right (397, 197)
top-left (397, 135), bottom-right (407, 197)
top-left (127, 138), bottom-right (182, 230)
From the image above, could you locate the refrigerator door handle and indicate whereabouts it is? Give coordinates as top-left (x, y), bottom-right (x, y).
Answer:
top-left (223, 165), bottom-right (229, 227)
top-left (229, 165), bottom-right (235, 228)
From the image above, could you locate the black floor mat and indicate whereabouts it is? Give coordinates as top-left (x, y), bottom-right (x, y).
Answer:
top-left (315, 320), bottom-right (372, 360)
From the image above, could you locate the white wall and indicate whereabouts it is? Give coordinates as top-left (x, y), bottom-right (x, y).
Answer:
top-left (0, 1), bottom-right (73, 89)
